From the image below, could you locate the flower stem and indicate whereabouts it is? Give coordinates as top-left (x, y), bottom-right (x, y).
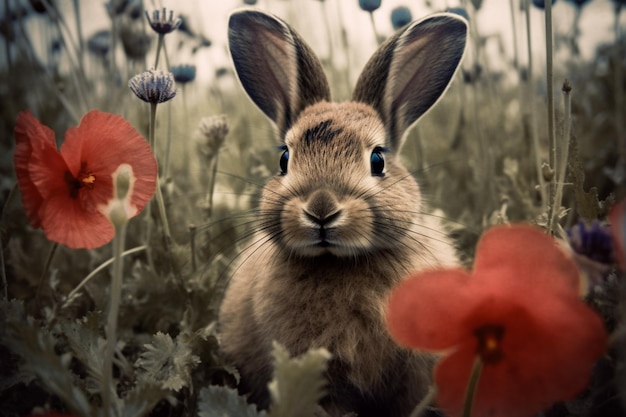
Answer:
top-left (149, 102), bottom-right (157, 150)
top-left (368, 12), bottom-right (380, 45)
top-left (154, 175), bottom-right (172, 246)
top-left (614, 5), bottom-right (625, 173)
top-left (551, 80), bottom-right (572, 232)
top-left (154, 34), bottom-right (164, 69)
top-left (462, 356), bottom-right (483, 417)
top-left (61, 246), bottom-right (146, 309)
top-left (34, 242), bottom-right (59, 309)
top-left (207, 156), bottom-right (219, 219)
top-left (544, 0), bottom-right (557, 234)
top-left (409, 385), bottom-right (438, 417)
top-left (147, 102), bottom-right (172, 246)
top-left (189, 224), bottom-right (197, 273)
top-left (102, 220), bottom-right (127, 417)
top-left (523, 0), bottom-right (547, 207)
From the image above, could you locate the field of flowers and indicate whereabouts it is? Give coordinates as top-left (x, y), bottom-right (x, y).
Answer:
top-left (0, 0), bottom-right (625, 416)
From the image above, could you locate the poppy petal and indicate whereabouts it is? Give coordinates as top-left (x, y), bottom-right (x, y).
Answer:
top-left (386, 269), bottom-right (484, 351)
top-left (434, 293), bottom-right (607, 417)
top-left (38, 193), bottom-right (114, 249)
top-left (60, 110), bottom-right (157, 217)
top-left (13, 111), bottom-right (68, 228)
top-left (472, 224), bottom-right (580, 294)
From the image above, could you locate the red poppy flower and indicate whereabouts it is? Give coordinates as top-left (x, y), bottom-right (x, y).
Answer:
top-left (14, 110), bottom-right (157, 249)
top-left (386, 224), bottom-right (607, 417)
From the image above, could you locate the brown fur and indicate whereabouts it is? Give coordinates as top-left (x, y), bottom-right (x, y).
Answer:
top-left (219, 9), bottom-right (467, 417)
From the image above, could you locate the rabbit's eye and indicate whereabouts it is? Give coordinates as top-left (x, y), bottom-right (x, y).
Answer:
top-left (280, 148), bottom-right (289, 174)
top-left (370, 147), bottom-right (385, 176)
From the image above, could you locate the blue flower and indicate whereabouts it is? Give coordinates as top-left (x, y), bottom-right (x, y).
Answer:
top-left (565, 0), bottom-right (592, 6)
top-left (390, 6), bottom-right (412, 30)
top-left (532, 0), bottom-right (557, 9)
top-left (567, 220), bottom-right (614, 265)
top-left (359, 0), bottom-right (381, 13)
top-left (170, 65), bottom-right (197, 84)
top-left (87, 30), bottom-right (111, 56)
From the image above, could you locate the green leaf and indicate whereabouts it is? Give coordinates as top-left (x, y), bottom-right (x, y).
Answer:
top-left (1, 300), bottom-right (93, 417)
top-left (267, 342), bottom-right (331, 417)
top-left (59, 317), bottom-right (107, 394)
top-left (197, 385), bottom-right (267, 417)
top-left (135, 331), bottom-right (200, 391)
top-left (121, 379), bottom-right (171, 417)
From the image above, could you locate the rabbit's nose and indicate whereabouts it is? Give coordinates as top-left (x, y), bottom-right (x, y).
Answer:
top-left (303, 189), bottom-right (342, 226)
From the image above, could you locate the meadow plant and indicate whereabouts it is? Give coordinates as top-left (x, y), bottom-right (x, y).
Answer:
top-left (0, 1), bottom-right (624, 417)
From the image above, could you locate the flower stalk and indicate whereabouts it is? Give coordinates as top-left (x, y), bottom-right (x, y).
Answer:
top-left (544, 0), bottom-right (558, 233)
top-left (102, 216), bottom-right (125, 416)
top-left (35, 242), bottom-right (58, 308)
top-left (551, 80), bottom-right (573, 232)
top-left (462, 356), bottom-right (483, 417)
top-left (102, 165), bottom-right (134, 417)
top-left (523, 0), bottom-right (548, 207)
top-left (148, 103), bottom-right (172, 245)
top-left (408, 385), bottom-right (438, 417)
top-left (189, 224), bottom-right (197, 273)
top-left (154, 34), bottom-right (164, 69)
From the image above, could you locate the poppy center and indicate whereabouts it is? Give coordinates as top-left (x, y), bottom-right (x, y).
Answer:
top-left (65, 164), bottom-right (96, 199)
top-left (474, 325), bottom-right (505, 364)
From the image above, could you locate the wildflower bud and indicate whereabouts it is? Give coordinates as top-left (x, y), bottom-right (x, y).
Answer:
top-left (532, 0), bottom-right (557, 10)
top-left (129, 69), bottom-right (177, 104)
top-left (171, 64), bottom-right (197, 84)
top-left (120, 23), bottom-right (152, 61)
top-left (107, 200), bottom-right (129, 228)
top-left (359, 0), bottom-right (381, 13)
top-left (145, 7), bottom-right (181, 34)
top-left (114, 164), bottom-right (133, 201)
top-left (390, 6), bottom-right (412, 30)
top-left (471, 0), bottom-right (483, 10)
top-left (87, 30), bottom-right (111, 57)
top-left (542, 162), bottom-right (554, 181)
top-left (198, 115), bottom-right (229, 155)
top-left (101, 164), bottom-right (137, 228)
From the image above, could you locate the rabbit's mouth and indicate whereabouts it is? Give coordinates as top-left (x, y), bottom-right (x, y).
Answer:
top-left (280, 191), bottom-right (374, 257)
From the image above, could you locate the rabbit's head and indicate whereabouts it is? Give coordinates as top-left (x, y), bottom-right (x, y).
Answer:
top-left (228, 9), bottom-right (467, 259)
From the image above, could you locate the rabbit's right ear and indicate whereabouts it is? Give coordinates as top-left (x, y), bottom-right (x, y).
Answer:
top-left (228, 10), bottom-right (331, 138)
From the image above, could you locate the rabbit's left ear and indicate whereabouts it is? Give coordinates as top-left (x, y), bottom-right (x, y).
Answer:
top-left (353, 13), bottom-right (468, 151)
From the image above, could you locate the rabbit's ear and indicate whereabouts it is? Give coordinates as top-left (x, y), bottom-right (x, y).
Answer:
top-left (228, 10), bottom-right (331, 137)
top-left (353, 13), bottom-right (467, 151)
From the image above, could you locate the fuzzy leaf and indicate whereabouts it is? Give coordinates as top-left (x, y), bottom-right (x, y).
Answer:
top-left (135, 331), bottom-right (200, 391)
top-left (197, 385), bottom-right (267, 417)
top-left (60, 317), bottom-right (107, 394)
top-left (122, 379), bottom-right (171, 417)
top-left (267, 342), bottom-right (331, 417)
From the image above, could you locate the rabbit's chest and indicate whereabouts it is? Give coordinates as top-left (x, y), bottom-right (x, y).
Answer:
top-left (251, 265), bottom-right (400, 387)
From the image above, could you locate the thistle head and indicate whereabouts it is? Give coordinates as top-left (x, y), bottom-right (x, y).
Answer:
top-left (128, 69), bottom-right (177, 104)
top-left (145, 7), bottom-right (181, 35)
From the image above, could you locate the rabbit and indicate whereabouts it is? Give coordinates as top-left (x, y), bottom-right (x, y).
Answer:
top-left (218, 8), bottom-right (467, 417)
